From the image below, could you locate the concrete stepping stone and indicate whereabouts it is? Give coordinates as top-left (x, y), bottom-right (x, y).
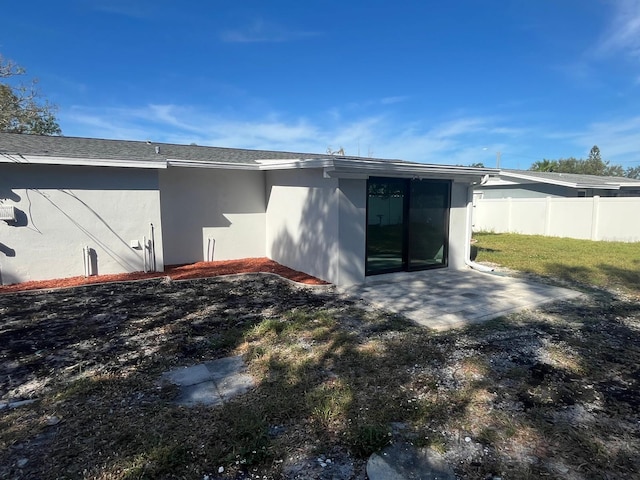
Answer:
top-left (163, 355), bottom-right (255, 407)
top-left (205, 355), bottom-right (246, 380)
top-left (367, 442), bottom-right (456, 480)
top-left (165, 364), bottom-right (212, 387)
top-left (179, 381), bottom-right (223, 407)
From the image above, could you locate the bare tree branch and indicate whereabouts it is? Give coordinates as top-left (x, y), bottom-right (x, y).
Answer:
top-left (0, 54), bottom-right (61, 135)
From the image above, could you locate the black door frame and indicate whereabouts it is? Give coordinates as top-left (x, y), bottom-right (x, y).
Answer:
top-left (365, 177), bottom-right (451, 276)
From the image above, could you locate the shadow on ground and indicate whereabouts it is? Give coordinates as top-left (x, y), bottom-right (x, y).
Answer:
top-left (0, 274), bottom-right (638, 479)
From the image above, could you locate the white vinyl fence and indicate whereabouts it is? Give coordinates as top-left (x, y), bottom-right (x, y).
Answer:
top-left (473, 196), bottom-right (640, 242)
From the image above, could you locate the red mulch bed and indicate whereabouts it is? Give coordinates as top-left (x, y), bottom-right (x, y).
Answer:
top-left (0, 257), bottom-right (329, 293)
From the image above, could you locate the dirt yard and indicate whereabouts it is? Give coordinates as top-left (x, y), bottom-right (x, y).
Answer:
top-left (1, 271), bottom-right (639, 479)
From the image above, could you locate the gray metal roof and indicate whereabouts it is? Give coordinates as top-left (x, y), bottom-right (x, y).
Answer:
top-left (502, 169), bottom-right (640, 188)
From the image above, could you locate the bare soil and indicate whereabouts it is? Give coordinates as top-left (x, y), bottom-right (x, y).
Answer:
top-left (0, 272), bottom-right (639, 479)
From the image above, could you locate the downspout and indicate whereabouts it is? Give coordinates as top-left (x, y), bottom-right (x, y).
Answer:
top-left (465, 175), bottom-right (494, 273)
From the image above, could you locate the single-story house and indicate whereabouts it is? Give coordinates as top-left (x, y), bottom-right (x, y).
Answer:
top-left (475, 169), bottom-right (640, 199)
top-left (0, 133), bottom-right (496, 286)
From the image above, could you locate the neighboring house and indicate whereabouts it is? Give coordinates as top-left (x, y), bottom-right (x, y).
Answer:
top-left (0, 133), bottom-right (495, 286)
top-left (473, 169), bottom-right (640, 242)
top-left (475, 169), bottom-right (640, 199)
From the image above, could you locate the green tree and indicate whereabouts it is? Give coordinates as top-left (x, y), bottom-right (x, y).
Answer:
top-left (529, 146), bottom-right (627, 177)
top-left (530, 159), bottom-right (559, 172)
top-left (605, 163), bottom-right (625, 177)
top-left (0, 54), bottom-right (61, 135)
top-left (626, 166), bottom-right (640, 179)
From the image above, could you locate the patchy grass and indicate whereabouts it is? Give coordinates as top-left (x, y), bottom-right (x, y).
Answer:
top-left (1, 274), bottom-right (639, 479)
top-left (473, 232), bottom-right (640, 295)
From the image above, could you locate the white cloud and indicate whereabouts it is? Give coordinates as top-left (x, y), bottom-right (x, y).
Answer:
top-left (59, 104), bottom-right (528, 165)
top-left (596, 0), bottom-right (640, 59)
top-left (563, 116), bottom-right (640, 165)
top-left (90, 1), bottom-right (154, 19)
top-left (380, 96), bottom-right (409, 105)
top-left (220, 19), bottom-right (320, 43)
top-left (542, 115), bottom-right (640, 166)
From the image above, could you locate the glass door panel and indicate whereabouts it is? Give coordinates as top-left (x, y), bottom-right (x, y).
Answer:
top-left (408, 180), bottom-right (450, 270)
top-left (366, 177), bottom-right (450, 276)
top-left (366, 178), bottom-right (407, 274)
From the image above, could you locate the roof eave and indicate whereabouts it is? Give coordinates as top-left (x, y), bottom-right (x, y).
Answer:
top-left (325, 159), bottom-right (497, 180)
top-left (0, 154), bottom-right (167, 169)
top-left (166, 159), bottom-right (260, 170)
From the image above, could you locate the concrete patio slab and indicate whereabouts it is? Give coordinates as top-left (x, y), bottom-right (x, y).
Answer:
top-left (339, 267), bottom-right (583, 331)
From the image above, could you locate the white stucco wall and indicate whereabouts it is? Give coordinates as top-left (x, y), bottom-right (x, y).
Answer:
top-left (266, 173), bottom-right (473, 284)
top-left (265, 169), bottom-right (340, 284)
top-left (159, 167), bottom-right (266, 265)
top-left (448, 181), bottom-right (472, 270)
top-left (337, 179), bottom-right (367, 285)
top-left (0, 164), bottom-right (164, 285)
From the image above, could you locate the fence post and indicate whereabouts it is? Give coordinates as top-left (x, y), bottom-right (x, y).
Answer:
top-left (591, 196), bottom-right (600, 241)
top-left (544, 196), bottom-right (552, 236)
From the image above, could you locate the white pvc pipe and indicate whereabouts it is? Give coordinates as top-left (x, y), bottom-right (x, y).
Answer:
top-left (207, 237), bottom-right (215, 262)
top-left (149, 223), bottom-right (156, 272)
top-left (465, 182), bottom-right (494, 273)
top-left (83, 245), bottom-right (92, 277)
top-left (143, 236), bottom-right (148, 273)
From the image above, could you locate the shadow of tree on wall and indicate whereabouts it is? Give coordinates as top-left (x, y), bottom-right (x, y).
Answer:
top-left (1, 162), bottom-right (159, 283)
top-left (3, 187), bottom-right (141, 276)
top-left (269, 185), bottom-right (364, 284)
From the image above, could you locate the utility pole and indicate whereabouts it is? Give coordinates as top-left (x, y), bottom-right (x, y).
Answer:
top-left (496, 151), bottom-right (501, 169)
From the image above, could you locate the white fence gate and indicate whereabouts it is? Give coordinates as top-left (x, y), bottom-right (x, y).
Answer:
top-left (473, 196), bottom-right (640, 242)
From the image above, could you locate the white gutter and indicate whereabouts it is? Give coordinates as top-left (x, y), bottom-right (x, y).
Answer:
top-left (165, 157), bottom-right (499, 179)
top-left (1, 154), bottom-right (167, 169)
top-left (166, 159), bottom-right (260, 170)
top-left (465, 176), bottom-right (494, 273)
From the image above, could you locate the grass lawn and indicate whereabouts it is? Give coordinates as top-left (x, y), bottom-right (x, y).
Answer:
top-left (1, 254), bottom-right (639, 479)
top-left (473, 232), bottom-right (640, 296)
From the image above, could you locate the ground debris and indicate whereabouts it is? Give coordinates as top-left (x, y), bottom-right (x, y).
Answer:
top-left (0, 274), bottom-right (638, 479)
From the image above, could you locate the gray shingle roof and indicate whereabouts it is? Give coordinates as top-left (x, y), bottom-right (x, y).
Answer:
top-left (502, 169), bottom-right (640, 187)
top-left (0, 132), bottom-right (385, 165)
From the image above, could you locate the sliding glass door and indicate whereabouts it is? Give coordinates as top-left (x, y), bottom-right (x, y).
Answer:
top-left (366, 177), bottom-right (450, 275)
top-left (366, 178), bottom-right (407, 273)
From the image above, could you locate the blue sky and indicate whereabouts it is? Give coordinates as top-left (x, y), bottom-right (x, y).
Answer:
top-left (2, 0), bottom-right (640, 169)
